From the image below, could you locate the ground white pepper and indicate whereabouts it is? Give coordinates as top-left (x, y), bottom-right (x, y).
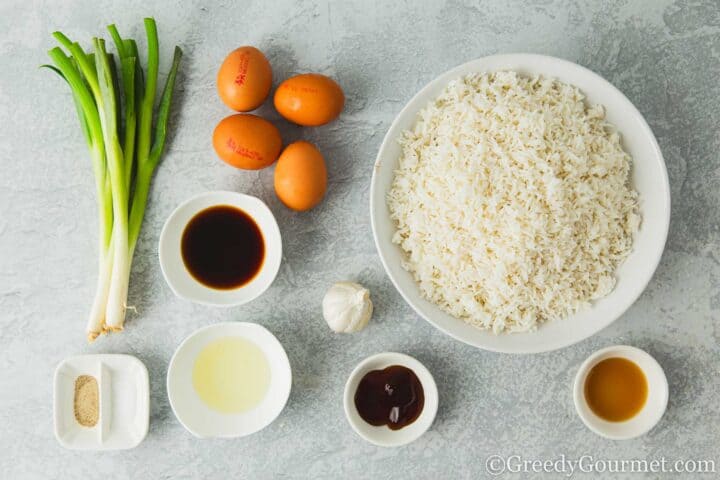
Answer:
top-left (73, 375), bottom-right (99, 427)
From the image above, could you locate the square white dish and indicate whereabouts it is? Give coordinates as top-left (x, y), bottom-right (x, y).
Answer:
top-left (53, 354), bottom-right (149, 450)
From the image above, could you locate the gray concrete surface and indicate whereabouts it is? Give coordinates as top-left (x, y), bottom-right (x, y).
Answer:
top-left (1, 0), bottom-right (718, 478)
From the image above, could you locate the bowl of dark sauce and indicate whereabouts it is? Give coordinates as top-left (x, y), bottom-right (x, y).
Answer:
top-left (343, 352), bottom-right (438, 447)
top-left (159, 191), bottom-right (282, 306)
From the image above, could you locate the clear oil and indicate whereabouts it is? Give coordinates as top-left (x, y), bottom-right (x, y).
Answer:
top-left (192, 337), bottom-right (271, 414)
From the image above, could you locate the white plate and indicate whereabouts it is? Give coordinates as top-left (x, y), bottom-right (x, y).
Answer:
top-left (167, 322), bottom-right (292, 438)
top-left (159, 191), bottom-right (282, 307)
top-left (343, 352), bottom-right (438, 447)
top-left (53, 354), bottom-right (149, 450)
top-left (370, 54), bottom-right (670, 354)
top-left (573, 345), bottom-right (668, 440)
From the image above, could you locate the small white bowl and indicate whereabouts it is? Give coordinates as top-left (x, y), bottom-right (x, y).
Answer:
top-left (343, 352), bottom-right (438, 447)
top-left (159, 191), bottom-right (282, 307)
top-left (573, 345), bottom-right (668, 440)
top-left (167, 322), bottom-right (292, 438)
top-left (54, 354), bottom-right (149, 450)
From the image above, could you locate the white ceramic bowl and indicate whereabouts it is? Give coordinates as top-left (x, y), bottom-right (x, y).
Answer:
top-left (370, 54), bottom-right (670, 354)
top-left (573, 345), bottom-right (668, 440)
top-left (167, 322), bottom-right (292, 438)
top-left (159, 191), bottom-right (282, 307)
top-left (343, 352), bottom-right (438, 447)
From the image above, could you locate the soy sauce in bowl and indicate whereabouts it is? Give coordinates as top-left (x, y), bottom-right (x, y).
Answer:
top-left (181, 205), bottom-right (265, 290)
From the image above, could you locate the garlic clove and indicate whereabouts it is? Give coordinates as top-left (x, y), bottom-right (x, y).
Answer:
top-left (322, 281), bottom-right (373, 333)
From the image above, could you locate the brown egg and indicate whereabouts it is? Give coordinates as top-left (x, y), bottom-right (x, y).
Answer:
top-left (217, 46), bottom-right (272, 111)
top-left (274, 141), bottom-right (328, 211)
top-left (274, 73), bottom-right (344, 126)
top-left (212, 114), bottom-right (282, 170)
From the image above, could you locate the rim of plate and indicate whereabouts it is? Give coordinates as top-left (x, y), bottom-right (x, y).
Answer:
top-left (369, 53), bottom-right (670, 354)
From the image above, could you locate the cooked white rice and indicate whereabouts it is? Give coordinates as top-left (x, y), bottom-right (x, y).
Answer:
top-left (388, 71), bottom-right (640, 333)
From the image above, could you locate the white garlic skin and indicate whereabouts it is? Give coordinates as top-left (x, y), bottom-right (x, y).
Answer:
top-left (322, 282), bottom-right (373, 333)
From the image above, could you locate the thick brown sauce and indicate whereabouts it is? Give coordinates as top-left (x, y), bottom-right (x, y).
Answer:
top-left (181, 205), bottom-right (264, 289)
top-left (354, 365), bottom-right (424, 430)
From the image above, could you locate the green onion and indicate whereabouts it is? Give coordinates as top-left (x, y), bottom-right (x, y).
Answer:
top-left (45, 18), bottom-right (182, 341)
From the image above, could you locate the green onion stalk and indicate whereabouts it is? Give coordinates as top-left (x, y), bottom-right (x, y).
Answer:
top-left (45, 18), bottom-right (181, 341)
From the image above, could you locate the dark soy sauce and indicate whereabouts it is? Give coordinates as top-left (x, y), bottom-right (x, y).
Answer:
top-left (181, 205), bottom-right (265, 290)
top-left (354, 365), bottom-right (424, 430)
